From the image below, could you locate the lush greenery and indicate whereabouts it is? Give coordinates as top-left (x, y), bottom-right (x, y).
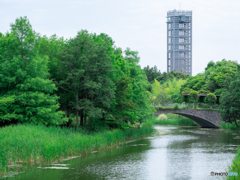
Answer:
top-left (152, 114), bottom-right (198, 126)
top-left (0, 16), bottom-right (154, 130)
top-left (219, 75), bottom-right (240, 127)
top-left (143, 66), bottom-right (189, 84)
top-left (151, 78), bottom-right (186, 105)
top-left (0, 122), bottom-right (153, 175)
top-left (2, 16), bottom-right (240, 178)
top-left (227, 149), bottom-right (240, 180)
top-left (181, 60), bottom-right (240, 93)
top-left (220, 121), bottom-right (240, 130)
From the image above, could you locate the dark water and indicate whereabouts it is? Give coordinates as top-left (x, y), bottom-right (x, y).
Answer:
top-left (4, 126), bottom-right (240, 180)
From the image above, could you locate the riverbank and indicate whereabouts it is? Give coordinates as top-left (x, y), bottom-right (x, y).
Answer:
top-left (152, 114), bottom-right (199, 127)
top-left (0, 121), bottom-right (154, 176)
top-left (220, 121), bottom-right (240, 130)
top-left (221, 121), bottom-right (240, 179)
top-left (227, 149), bottom-right (240, 180)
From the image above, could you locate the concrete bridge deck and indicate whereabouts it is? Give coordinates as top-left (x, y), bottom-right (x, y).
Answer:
top-left (154, 109), bottom-right (221, 128)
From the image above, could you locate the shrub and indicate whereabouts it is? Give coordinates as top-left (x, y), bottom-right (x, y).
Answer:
top-left (181, 87), bottom-right (193, 95)
top-left (173, 103), bottom-right (180, 109)
top-left (214, 89), bottom-right (223, 95)
top-left (157, 114), bottom-right (168, 120)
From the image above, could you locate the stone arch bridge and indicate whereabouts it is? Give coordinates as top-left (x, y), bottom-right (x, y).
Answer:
top-left (154, 109), bottom-right (221, 128)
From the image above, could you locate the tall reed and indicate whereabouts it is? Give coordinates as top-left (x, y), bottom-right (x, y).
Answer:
top-left (220, 121), bottom-right (240, 130)
top-left (0, 122), bottom-right (154, 175)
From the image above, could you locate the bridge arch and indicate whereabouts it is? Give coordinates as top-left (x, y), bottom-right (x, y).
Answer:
top-left (154, 109), bottom-right (221, 128)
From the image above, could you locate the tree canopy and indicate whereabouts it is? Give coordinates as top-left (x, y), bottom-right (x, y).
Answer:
top-left (0, 16), bottom-right (154, 130)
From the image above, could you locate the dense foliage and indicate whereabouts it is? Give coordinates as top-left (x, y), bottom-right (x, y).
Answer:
top-left (151, 78), bottom-right (186, 105)
top-left (219, 75), bottom-right (240, 127)
top-left (143, 65), bottom-right (189, 84)
top-left (180, 59), bottom-right (240, 95)
top-left (0, 17), bottom-right (66, 126)
top-left (0, 17), bottom-right (154, 129)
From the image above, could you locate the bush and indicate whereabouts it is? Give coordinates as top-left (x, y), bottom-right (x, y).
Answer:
top-left (206, 93), bottom-right (217, 106)
top-left (155, 106), bottom-right (174, 111)
top-left (86, 118), bottom-right (109, 132)
top-left (173, 103), bottom-right (180, 109)
top-left (214, 89), bottom-right (223, 95)
top-left (157, 114), bottom-right (168, 120)
top-left (220, 121), bottom-right (240, 130)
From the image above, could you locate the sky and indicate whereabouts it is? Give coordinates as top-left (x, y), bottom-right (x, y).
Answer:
top-left (0, 0), bottom-right (239, 75)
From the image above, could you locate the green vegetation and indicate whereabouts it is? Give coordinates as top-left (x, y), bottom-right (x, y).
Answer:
top-left (0, 16), bottom-right (157, 176)
top-left (2, 16), bottom-right (240, 178)
top-left (220, 121), bottom-right (240, 130)
top-left (152, 114), bottom-right (198, 126)
top-left (0, 122), bottom-right (153, 175)
top-left (219, 75), bottom-right (240, 127)
top-left (143, 66), bottom-right (189, 84)
top-left (157, 114), bottom-right (167, 120)
top-left (227, 149), bottom-right (240, 180)
top-left (0, 16), bottom-right (154, 129)
top-left (190, 91), bottom-right (198, 108)
top-left (181, 60), bottom-right (239, 94)
top-left (151, 78), bottom-right (186, 105)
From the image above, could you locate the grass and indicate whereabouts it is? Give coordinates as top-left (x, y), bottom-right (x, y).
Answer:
top-left (219, 121), bottom-right (240, 179)
top-left (0, 121), bottom-right (154, 176)
top-left (220, 121), bottom-right (240, 130)
top-left (152, 114), bottom-right (199, 127)
top-left (227, 149), bottom-right (240, 180)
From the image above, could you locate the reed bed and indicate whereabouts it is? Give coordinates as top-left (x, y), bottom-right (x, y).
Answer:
top-left (0, 121), bottom-right (154, 175)
top-left (220, 121), bottom-right (240, 130)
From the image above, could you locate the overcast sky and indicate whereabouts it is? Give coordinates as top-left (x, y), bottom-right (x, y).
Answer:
top-left (1, 0), bottom-right (239, 75)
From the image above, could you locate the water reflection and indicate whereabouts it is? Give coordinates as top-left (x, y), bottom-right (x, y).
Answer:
top-left (5, 125), bottom-right (240, 180)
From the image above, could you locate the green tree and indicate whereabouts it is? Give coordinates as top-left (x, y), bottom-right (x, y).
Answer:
top-left (151, 79), bottom-right (171, 105)
top-left (190, 91), bottom-right (198, 108)
top-left (113, 75), bottom-right (135, 122)
top-left (0, 96), bottom-right (17, 124)
top-left (219, 76), bottom-right (240, 127)
top-left (124, 48), bottom-right (154, 123)
top-left (157, 70), bottom-right (189, 84)
top-left (57, 31), bottom-right (115, 128)
top-left (0, 16), bottom-right (66, 125)
top-left (143, 65), bottom-right (161, 83)
top-left (180, 73), bottom-right (206, 92)
top-left (205, 60), bottom-right (215, 71)
top-left (206, 93), bottom-right (217, 108)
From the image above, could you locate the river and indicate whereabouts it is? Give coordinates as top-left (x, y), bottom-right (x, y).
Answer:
top-left (5, 125), bottom-right (240, 180)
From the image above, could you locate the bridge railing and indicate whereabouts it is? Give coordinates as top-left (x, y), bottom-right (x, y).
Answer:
top-left (152, 103), bottom-right (220, 109)
top-left (152, 103), bottom-right (190, 108)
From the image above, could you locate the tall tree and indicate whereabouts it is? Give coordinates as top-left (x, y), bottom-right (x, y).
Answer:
top-left (143, 65), bottom-right (161, 83)
top-left (124, 48), bottom-right (154, 122)
top-left (57, 31), bottom-right (115, 128)
top-left (0, 16), bottom-right (66, 125)
top-left (219, 75), bottom-right (240, 127)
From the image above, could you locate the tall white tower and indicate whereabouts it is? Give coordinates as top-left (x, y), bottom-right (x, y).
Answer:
top-left (167, 10), bottom-right (192, 75)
